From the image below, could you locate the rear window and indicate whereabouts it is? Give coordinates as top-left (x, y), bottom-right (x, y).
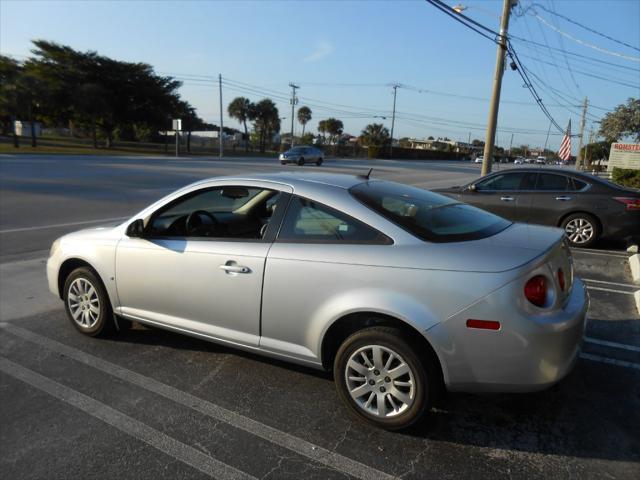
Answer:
top-left (350, 181), bottom-right (511, 242)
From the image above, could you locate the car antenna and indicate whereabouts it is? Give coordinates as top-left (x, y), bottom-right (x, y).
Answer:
top-left (359, 168), bottom-right (373, 180)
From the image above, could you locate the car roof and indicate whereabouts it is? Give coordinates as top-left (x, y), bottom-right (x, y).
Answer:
top-left (198, 171), bottom-right (368, 190)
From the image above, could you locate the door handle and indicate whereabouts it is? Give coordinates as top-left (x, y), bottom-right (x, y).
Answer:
top-left (500, 196), bottom-right (514, 202)
top-left (555, 196), bottom-right (572, 201)
top-left (219, 265), bottom-right (251, 274)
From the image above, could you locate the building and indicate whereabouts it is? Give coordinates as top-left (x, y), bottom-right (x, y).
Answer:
top-left (408, 137), bottom-right (477, 154)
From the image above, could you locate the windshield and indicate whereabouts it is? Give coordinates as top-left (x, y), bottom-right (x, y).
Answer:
top-left (350, 181), bottom-right (511, 242)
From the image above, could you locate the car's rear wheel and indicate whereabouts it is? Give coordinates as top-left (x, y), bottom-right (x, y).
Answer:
top-left (280, 161), bottom-right (286, 165)
top-left (298, 157), bottom-right (305, 166)
top-left (316, 157), bottom-right (323, 166)
top-left (334, 327), bottom-right (434, 430)
top-left (561, 213), bottom-right (600, 248)
top-left (63, 267), bottom-right (114, 337)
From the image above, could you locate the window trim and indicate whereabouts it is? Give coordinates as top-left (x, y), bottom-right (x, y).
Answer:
top-left (473, 171), bottom-right (533, 192)
top-left (275, 194), bottom-right (393, 245)
top-left (142, 186), bottom-right (291, 243)
top-left (472, 172), bottom-right (592, 193)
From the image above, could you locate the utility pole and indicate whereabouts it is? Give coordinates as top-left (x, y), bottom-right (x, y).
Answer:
top-left (389, 84), bottom-right (398, 159)
top-left (585, 129), bottom-right (594, 170)
top-left (289, 83), bottom-right (299, 148)
top-left (576, 97), bottom-right (588, 170)
top-left (543, 120), bottom-right (552, 153)
top-left (219, 74), bottom-right (224, 159)
top-left (481, 0), bottom-right (515, 176)
top-left (508, 133), bottom-right (514, 158)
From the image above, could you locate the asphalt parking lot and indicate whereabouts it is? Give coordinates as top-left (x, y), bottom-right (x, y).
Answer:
top-left (1, 154), bottom-right (638, 479)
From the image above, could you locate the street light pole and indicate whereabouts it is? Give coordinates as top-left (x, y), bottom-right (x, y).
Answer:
top-left (219, 74), bottom-right (224, 159)
top-left (481, 0), bottom-right (515, 176)
top-left (289, 83), bottom-right (299, 148)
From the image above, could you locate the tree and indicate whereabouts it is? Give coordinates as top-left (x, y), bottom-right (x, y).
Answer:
top-left (427, 136), bottom-right (434, 140)
top-left (300, 132), bottom-right (315, 145)
top-left (228, 96), bottom-right (252, 152)
top-left (598, 98), bottom-right (640, 142)
top-left (249, 98), bottom-right (280, 153)
top-left (319, 117), bottom-right (343, 144)
top-left (0, 55), bottom-right (23, 147)
top-left (297, 106), bottom-right (312, 137)
top-left (359, 123), bottom-right (390, 147)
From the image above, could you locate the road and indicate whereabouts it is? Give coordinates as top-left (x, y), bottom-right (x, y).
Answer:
top-left (1, 154), bottom-right (638, 479)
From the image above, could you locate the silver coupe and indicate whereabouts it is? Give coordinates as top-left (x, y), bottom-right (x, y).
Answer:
top-left (47, 172), bottom-right (588, 430)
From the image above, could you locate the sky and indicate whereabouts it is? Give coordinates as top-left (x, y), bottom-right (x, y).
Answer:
top-left (1, 0), bottom-right (639, 153)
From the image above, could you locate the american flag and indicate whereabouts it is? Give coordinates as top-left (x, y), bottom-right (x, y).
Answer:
top-left (558, 120), bottom-right (572, 161)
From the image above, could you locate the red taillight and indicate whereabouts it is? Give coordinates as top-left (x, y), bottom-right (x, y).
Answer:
top-left (466, 319), bottom-right (501, 330)
top-left (557, 268), bottom-right (565, 291)
top-left (613, 197), bottom-right (640, 211)
top-left (524, 275), bottom-right (547, 307)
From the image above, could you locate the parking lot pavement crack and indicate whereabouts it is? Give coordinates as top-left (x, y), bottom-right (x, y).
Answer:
top-left (397, 443), bottom-right (430, 479)
top-left (331, 421), bottom-right (353, 452)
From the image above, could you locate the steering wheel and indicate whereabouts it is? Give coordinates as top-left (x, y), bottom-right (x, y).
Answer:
top-left (185, 210), bottom-right (218, 236)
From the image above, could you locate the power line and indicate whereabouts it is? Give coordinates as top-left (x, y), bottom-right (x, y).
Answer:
top-left (528, 2), bottom-right (640, 53)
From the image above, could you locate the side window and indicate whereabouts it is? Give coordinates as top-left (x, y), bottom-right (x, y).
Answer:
top-left (278, 196), bottom-right (390, 244)
top-left (536, 174), bottom-right (569, 191)
top-left (570, 178), bottom-right (587, 191)
top-left (148, 186), bottom-right (279, 239)
top-left (476, 172), bottom-right (527, 191)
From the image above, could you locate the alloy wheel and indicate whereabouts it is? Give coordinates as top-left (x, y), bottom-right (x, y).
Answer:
top-left (345, 345), bottom-right (415, 418)
top-left (67, 278), bottom-right (101, 328)
top-left (564, 218), bottom-right (594, 245)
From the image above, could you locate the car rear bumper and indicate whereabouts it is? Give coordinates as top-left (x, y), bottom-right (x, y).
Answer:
top-left (602, 211), bottom-right (640, 242)
top-left (46, 256), bottom-right (60, 298)
top-left (426, 277), bottom-right (589, 393)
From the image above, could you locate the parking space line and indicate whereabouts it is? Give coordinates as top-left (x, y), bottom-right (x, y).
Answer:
top-left (585, 337), bottom-right (640, 353)
top-left (580, 353), bottom-right (640, 371)
top-left (571, 250), bottom-right (628, 257)
top-left (0, 357), bottom-right (257, 480)
top-left (586, 286), bottom-right (636, 295)
top-left (0, 323), bottom-right (396, 480)
top-left (583, 278), bottom-right (638, 289)
top-left (0, 217), bottom-right (129, 234)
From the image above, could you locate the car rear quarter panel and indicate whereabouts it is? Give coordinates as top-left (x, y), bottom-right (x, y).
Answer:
top-left (260, 243), bottom-right (515, 365)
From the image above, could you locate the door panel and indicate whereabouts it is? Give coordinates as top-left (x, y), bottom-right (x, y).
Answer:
top-left (463, 172), bottom-right (535, 221)
top-left (525, 173), bottom-right (576, 225)
top-left (115, 237), bottom-right (269, 346)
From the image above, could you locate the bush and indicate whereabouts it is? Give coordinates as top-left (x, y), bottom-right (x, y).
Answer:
top-left (612, 167), bottom-right (640, 189)
top-left (368, 145), bottom-right (380, 159)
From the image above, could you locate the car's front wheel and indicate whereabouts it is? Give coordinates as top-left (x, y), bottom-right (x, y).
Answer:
top-left (334, 327), bottom-right (435, 430)
top-left (316, 157), bottom-right (323, 166)
top-left (561, 213), bottom-right (600, 248)
top-left (298, 157), bottom-right (305, 166)
top-left (63, 267), bottom-right (114, 337)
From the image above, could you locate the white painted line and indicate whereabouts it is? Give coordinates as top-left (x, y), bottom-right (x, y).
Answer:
top-left (583, 278), bottom-right (638, 289)
top-left (0, 323), bottom-right (396, 480)
top-left (585, 337), bottom-right (640, 353)
top-left (586, 286), bottom-right (636, 295)
top-left (0, 357), bottom-right (257, 480)
top-left (580, 353), bottom-right (640, 371)
top-left (0, 217), bottom-right (129, 234)
top-left (571, 249), bottom-right (627, 258)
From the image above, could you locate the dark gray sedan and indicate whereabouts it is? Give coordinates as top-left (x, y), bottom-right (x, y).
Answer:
top-left (279, 146), bottom-right (324, 166)
top-left (435, 168), bottom-right (640, 247)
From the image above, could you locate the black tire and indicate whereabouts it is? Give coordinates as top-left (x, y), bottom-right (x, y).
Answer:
top-left (63, 267), bottom-right (115, 337)
top-left (316, 158), bottom-right (323, 166)
top-left (333, 326), bottom-right (436, 430)
top-left (280, 161), bottom-right (286, 165)
top-left (561, 212), bottom-right (601, 248)
top-left (298, 157), bottom-right (305, 166)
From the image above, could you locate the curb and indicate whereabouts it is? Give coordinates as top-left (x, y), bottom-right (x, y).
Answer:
top-left (635, 291), bottom-right (640, 318)
top-left (630, 253), bottom-right (640, 283)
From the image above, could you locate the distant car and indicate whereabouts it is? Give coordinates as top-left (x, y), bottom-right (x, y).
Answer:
top-left (279, 146), bottom-right (323, 166)
top-left (536, 156), bottom-right (547, 165)
top-left (474, 156), bottom-right (483, 164)
top-left (514, 157), bottom-right (525, 165)
top-left (435, 168), bottom-right (640, 247)
top-left (47, 172), bottom-right (588, 430)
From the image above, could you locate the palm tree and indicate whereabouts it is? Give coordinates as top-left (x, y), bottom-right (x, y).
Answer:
top-left (297, 106), bottom-right (312, 138)
top-left (227, 96), bottom-right (252, 152)
top-left (360, 123), bottom-right (390, 147)
top-left (249, 98), bottom-right (280, 153)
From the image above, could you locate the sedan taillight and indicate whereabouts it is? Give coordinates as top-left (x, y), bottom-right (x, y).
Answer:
top-left (613, 197), bottom-right (640, 211)
top-left (524, 275), bottom-right (547, 307)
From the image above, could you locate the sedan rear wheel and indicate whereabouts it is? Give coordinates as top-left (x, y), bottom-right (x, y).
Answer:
top-left (334, 327), bottom-right (434, 430)
top-left (561, 213), bottom-right (600, 248)
top-left (316, 157), bottom-right (323, 166)
top-left (64, 267), bottom-right (114, 337)
top-left (298, 157), bottom-right (305, 166)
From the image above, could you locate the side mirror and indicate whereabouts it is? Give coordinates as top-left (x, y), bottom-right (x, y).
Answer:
top-left (126, 219), bottom-right (145, 238)
top-left (468, 184), bottom-right (477, 192)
